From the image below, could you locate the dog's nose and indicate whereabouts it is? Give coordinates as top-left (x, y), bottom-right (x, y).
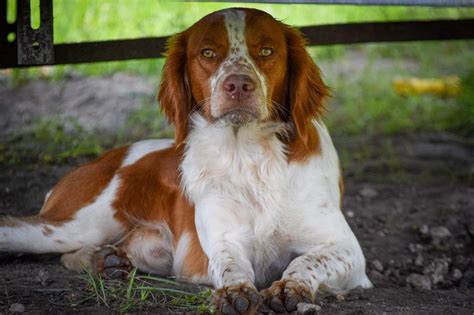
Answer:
top-left (222, 74), bottom-right (256, 99)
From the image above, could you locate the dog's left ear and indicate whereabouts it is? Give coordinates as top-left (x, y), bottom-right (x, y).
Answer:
top-left (285, 27), bottom-right (330, 159)
top-left (158, 32), bottom-right (193, 145)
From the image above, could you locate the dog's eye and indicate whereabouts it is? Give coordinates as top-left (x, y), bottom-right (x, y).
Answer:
top-left (201, 49), bottom-right (216, 58)
top-left (259, 48), bottom-right (273, 57)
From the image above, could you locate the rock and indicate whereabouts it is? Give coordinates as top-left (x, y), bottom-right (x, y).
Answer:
top-left (408, 243), bottom-right (423, 254)
top-left (452, 269), bottom-right (463, 280)
top-left (9, 303), bottom-right (25, 313)
top-left (359, 187), bottom-right (378, 198)
top-left (35, 269), bottom-right (50, 286)
top-left (297, 302), bottom-right (321, 314)
top-left (424, 258), bottom-right (450, 285)
top-left (371, 259), bottom-right (384, 272)
top-left (406, 273), bottom-right (432, 290)
top-left (430, 226), bottom-right (451, 239)
top-left (415, 254), bottom-right (424, 266)
top-left (419, 224), bottom-right (429, 236)
top-left (370, 270), bottom-right (384, 279)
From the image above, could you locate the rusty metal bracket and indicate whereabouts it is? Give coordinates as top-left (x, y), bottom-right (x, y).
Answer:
top-left (16, 0), bottom-right (54, 65)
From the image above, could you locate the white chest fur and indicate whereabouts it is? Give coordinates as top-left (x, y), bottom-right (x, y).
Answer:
top-left (181, 115), bottom-right (349, 287)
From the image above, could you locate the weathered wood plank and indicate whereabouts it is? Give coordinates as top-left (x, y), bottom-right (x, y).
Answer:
top-left (1, 19), bottom-right (473, 68)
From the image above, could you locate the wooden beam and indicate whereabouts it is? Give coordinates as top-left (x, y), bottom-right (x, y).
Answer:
top-left (301, 19), bottom-right (474, 46)
top-left (1, 18), bottom-right (474, 68)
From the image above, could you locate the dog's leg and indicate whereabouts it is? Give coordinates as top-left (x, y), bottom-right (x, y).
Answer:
top-left (261, 243), bottom-right (372, 312)
top-left (61, 246), bottom-right (97, 272)
top-left (91, 225), bottom-right (174, 279)
top-left (209, 246), bottom-right (261, 315)
top-left (194, 200), bottom-right (261, 315)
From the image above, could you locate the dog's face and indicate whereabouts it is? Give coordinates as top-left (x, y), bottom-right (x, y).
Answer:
top-left (186, 9), bottom-right (288, 125)
top-left (159, 8), bottom-right (329, 157)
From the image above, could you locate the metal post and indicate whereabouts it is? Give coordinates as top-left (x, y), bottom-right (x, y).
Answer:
top-left (16, 0), bottom-right (54, 65)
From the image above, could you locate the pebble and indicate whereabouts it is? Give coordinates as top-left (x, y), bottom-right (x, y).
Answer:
top-left (424, 259), bottom-right (450, 285)
top-left (370, 270), bottom-right (384, 279)
top-left (430, 226), bottom-right (451, 239)
top-left (419, 224), bottom-right (429, 236)
top-left (406, 273), bottom-right (432, 290)
top-left (452, 269), bottom-right (463, 280)
top-left (359, 187), bottom-right (378, 198)
top-left (9, 303), bottom-right (25, 313)
top-left (415, 254), bottom-right (424, 266)
top-left (408, 243), bottom-right (423, 254)
top-left (371, 259), bottom-right (384, 272)
top-left (297, 302), bottom-right (321, 314)
top-left (35, 269), bottom-right (50, 286)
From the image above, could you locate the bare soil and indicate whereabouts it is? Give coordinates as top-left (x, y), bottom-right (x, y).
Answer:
top-left (0, 73), bottom-right (473, 314)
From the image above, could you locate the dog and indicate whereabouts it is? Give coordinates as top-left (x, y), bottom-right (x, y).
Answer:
top-left (0, 8), bottom-right (372, 314)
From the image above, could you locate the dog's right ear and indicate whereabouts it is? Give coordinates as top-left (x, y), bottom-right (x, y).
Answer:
top-left (158, 32), bottom-right (193, 145)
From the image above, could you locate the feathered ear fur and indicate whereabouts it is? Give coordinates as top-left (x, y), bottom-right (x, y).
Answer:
top-left (158, 32), bottom-right (193, 145)
top-left (285, 27), bottom-right (330, 160)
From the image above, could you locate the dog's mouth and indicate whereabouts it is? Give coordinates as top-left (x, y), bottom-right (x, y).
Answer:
top-left (218, 108), bottom-right (258, 126)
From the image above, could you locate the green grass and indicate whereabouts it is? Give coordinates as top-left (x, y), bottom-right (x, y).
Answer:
top-left (323, 44), bottom-right (474, 137)
top-left (79, 269), bottom-right (213, 313)
top-left (0, 117), bottom-right (104, 165)
top-left (0, 102), bottom-right (176, 165)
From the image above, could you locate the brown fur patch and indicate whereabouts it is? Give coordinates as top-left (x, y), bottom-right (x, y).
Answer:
top-left (39, 146), bottom-right (128, 222)
top-left (112, 145), bottom-right (208, 279)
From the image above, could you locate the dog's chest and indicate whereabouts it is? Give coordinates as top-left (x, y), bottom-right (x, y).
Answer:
top-left (182, 122), bottom-right (295, 284)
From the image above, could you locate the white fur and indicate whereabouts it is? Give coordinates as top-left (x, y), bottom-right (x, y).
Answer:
top-left (122, 139), bottom-right (174, 167)
top-left (0, 176), bottom-right (124, 254)
top-left (123, 224), bottom-right (174, 276)
top-left (181, 114), bottom-right (371, 293)
top-left (172, 232), bottom-right (191, 277)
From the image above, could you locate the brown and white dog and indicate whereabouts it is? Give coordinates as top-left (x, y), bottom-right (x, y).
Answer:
top-left (0, 8), bottom-right (371, 313)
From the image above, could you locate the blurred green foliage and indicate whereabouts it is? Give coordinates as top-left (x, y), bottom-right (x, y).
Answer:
top-left (3, 1), bottom-right (473, 163)
top-left (1, 117), bottom-right (103, 165)
top-left (8, 1), bottom-right (474, 76)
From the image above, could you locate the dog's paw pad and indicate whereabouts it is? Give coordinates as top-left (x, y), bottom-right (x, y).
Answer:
top-left (261, 279), bottom-right (313, 313)
top-left (92, 245), bottom-right (132, 279)
top-left (214, 283), bottom-right (261, 314)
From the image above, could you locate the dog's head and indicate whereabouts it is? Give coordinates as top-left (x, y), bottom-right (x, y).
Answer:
top-left (158, 8), bottom-right (328, 158)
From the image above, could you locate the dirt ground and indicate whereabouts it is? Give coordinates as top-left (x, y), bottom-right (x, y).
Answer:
top-left (0, 73), bottom-right (473, 314)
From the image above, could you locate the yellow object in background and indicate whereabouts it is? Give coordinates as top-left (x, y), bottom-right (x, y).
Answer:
top-left (393, 76), bottom-right (461, 97)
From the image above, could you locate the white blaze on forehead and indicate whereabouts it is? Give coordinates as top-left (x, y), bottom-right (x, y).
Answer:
top-left (222, 10), bottom-right (250, 66)
top-left (209, 9), bottom-right (268, 118)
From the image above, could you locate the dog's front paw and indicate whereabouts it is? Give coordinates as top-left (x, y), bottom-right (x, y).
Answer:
top-left (260, 279), bottom-right (313, 313)
top-left (214, 283), bottom-right (261, 315)
top-left (91, 245), bottom-right (132, 279)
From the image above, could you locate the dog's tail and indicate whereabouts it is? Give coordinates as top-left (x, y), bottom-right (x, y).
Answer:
top-left (0, 215), bottom-right (120, 254)
top-left (0, 215), bottom-right (96, 254)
